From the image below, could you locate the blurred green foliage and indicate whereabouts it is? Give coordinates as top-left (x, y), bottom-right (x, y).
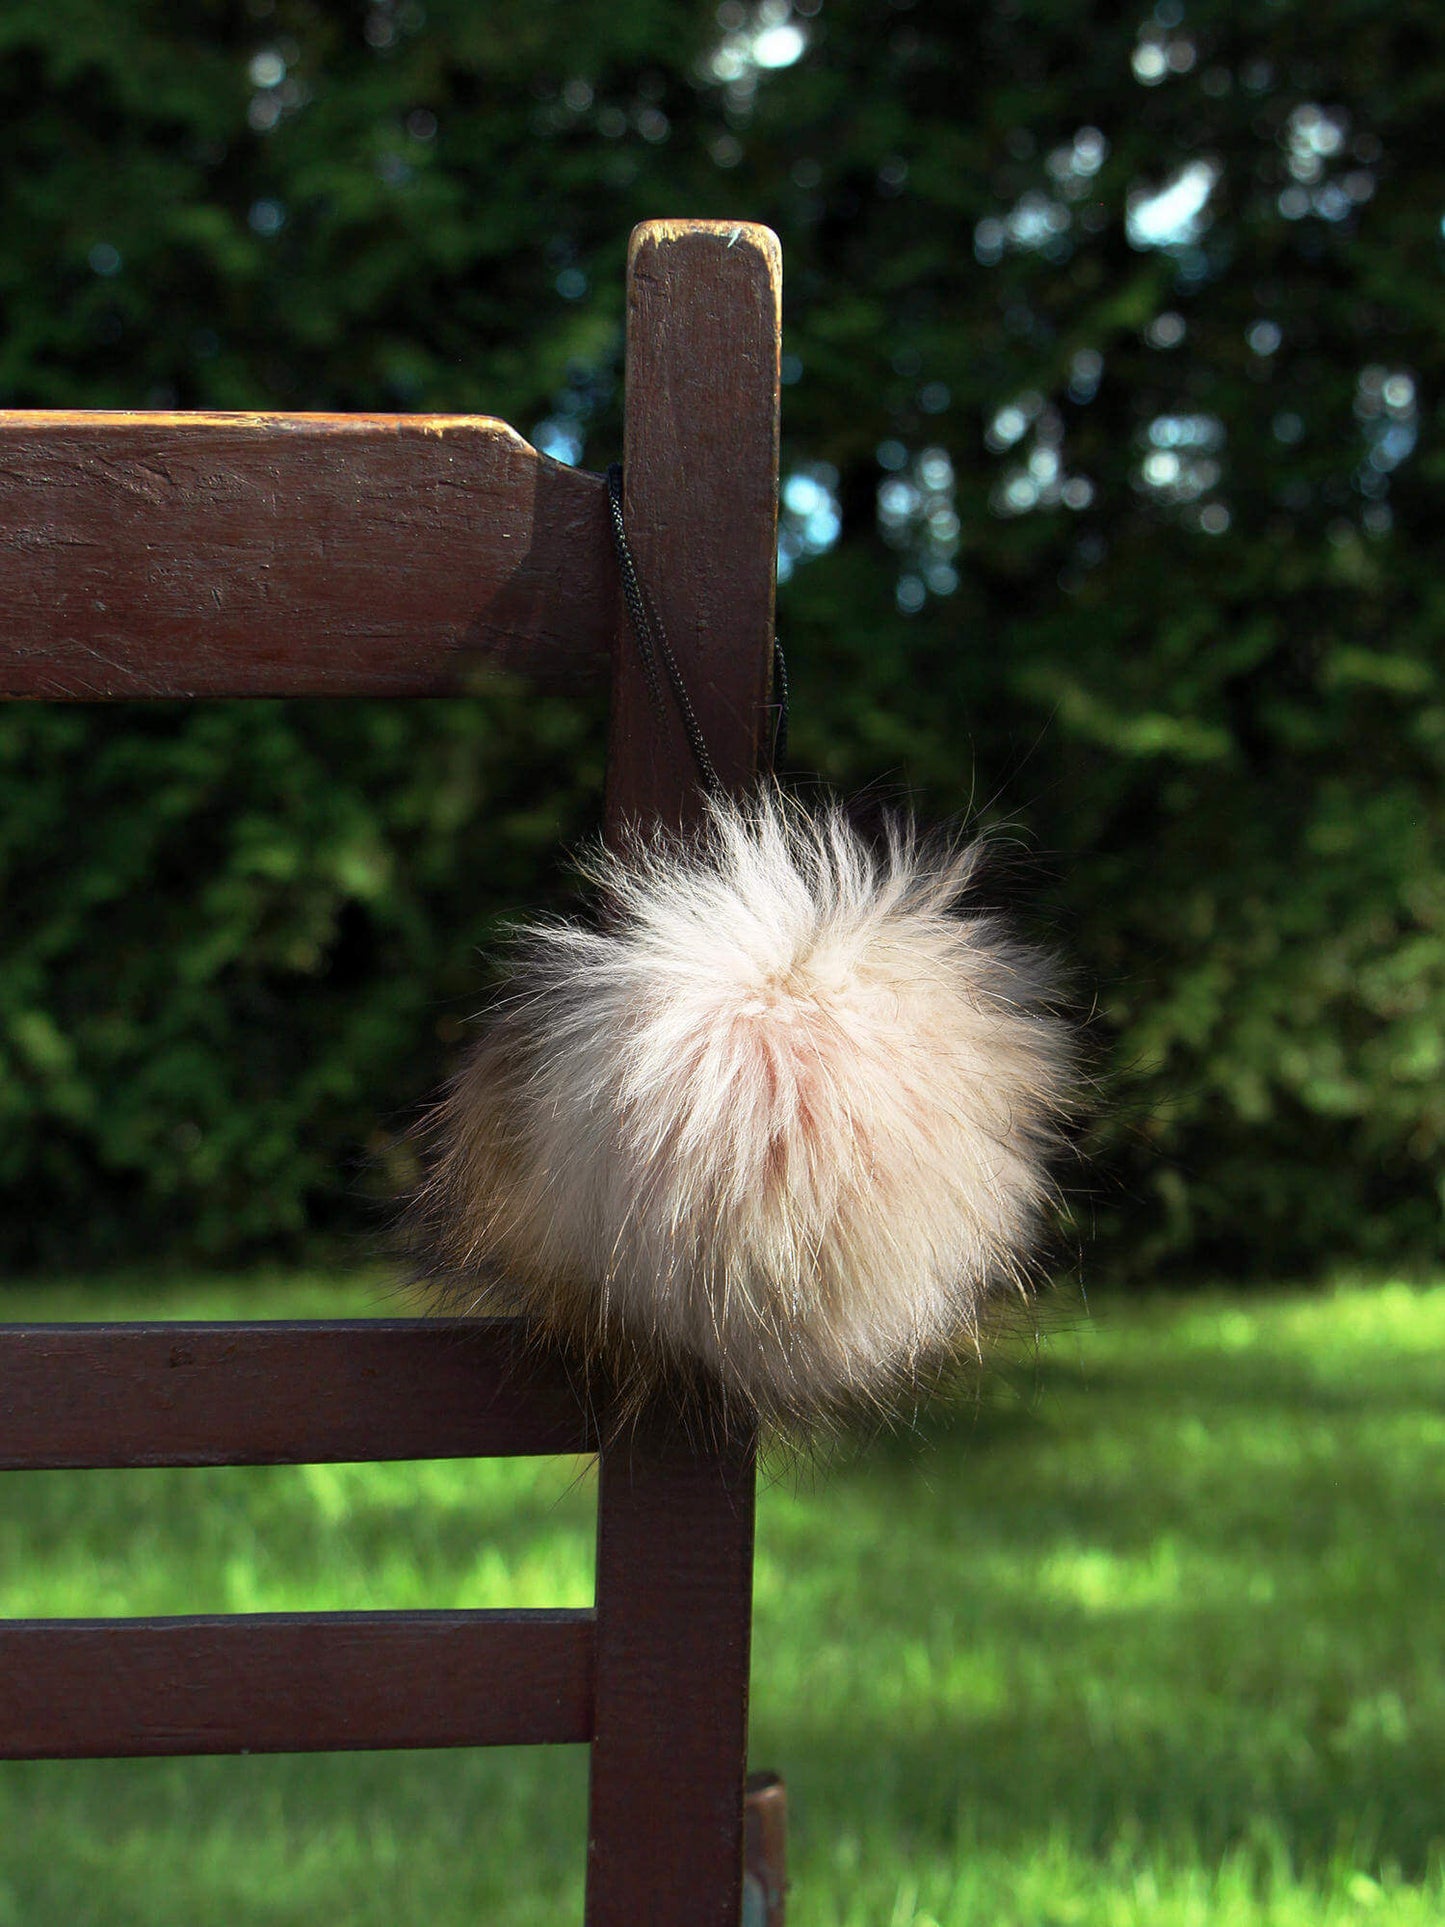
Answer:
top-left (0, 0), bottom-right (1442, 1269)
top-left (0, 691), bottom-right (606, 1261)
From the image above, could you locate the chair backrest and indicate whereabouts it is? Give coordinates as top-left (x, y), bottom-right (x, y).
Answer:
top-left (0, 218), bottom-right (783, 1927)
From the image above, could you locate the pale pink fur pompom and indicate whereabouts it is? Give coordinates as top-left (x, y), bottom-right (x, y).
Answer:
top-left (410, 788), bottom-right (1074, 1434)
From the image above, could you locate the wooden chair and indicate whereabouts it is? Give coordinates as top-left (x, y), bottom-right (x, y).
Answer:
top-left (0, 219), bottom-right (786, 1926)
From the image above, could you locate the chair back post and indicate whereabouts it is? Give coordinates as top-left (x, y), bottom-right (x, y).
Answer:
top-left (0, 215), bottom-right (785, 1924)
top-left (587, 219), bottom-right (782, 1926)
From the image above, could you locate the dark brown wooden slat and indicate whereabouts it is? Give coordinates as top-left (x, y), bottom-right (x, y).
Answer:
top-left (0, 1319), bottom-right (594, 1468)
top-left (588, 218), bottom-right (778, 1926)
top-left (603, 220), bottom-right (781, 837)
top-left (589, 1430), bottom-right (759, 1926)
top-left (0, 413), bottom-right (611, 697)
top-left (0, 1609), bottom-right (594, 1758)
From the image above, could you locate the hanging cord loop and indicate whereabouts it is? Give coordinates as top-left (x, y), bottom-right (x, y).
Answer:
top-left (605, 463), bottom-right (788, 787)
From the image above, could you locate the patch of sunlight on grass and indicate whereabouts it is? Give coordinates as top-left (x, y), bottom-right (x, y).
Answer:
top-left (0, 1750), bottom-right (590, 1927)
top-left (2, 1271), bottom-right (1444, 1923)
top-left (751, 1276), bottom-right (1445, 1927)
top-left (0, 1265), bottom-right (403, 1323)
top-left (0, 1452), bottom-right (596, 1618)
top-left (1035, 1534), bottom-right (1187, 1614)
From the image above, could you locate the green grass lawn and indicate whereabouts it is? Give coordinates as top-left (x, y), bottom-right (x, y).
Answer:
top-left (2, 1272), bottom-right (1443, 1925)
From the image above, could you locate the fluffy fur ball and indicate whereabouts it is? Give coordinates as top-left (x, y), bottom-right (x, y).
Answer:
top-left (409, 789), bottom-right (1073, 1434)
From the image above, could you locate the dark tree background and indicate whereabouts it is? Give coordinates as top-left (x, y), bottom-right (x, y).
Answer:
top-left (0, 0), bottom-right (1441, 1274)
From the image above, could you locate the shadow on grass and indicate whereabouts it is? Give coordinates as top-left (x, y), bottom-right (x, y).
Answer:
top-left (750, 1286), bottom-right (1445, 1902)
top-left (3, 1280), bottom-right (1443, 1923)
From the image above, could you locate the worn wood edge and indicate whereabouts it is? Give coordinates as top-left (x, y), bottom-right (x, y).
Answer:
top-left (0, 1318), bottom-right (599, 1467)
top-left (0, 413), bottom-right (611, 699)
top-left (627, 218), bottom-right (782, 294)
top-left (0, 1609), bottom-right (596, 1758)
top-left (606, 218), bottom-right (782, 837)
top-left (0, 410), bottom-right (570, 456)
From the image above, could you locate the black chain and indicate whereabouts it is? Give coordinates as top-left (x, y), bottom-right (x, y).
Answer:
top-left (605, 464), bottom-right (788, 789)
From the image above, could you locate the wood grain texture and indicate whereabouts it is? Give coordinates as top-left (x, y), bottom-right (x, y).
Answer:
top-left (0, 1319), bottom-right (595, 1468)
top-left (0, 1610), bottom-right (594, 1758)
top-left (589, 217), bottom-right (778, 1926)
top-left (603, 219), bottom-right (781, 835)
top-left (0, 220), bottom-right (781, 1918)
top-left (0, 413), bottom-right (611, 696)
top-left (589, 1429), bottom-right (759, 1926)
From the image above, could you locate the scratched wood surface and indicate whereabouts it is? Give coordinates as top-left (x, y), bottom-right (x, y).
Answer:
top-left (603, 218), bottom-right (781, 836)
top-left (0, 413), bottom-right (611, 696)
top-left (0, 1610), bottom-right (594, 1758)
top-left (0, 1319), bottom-right (594, 1468)
top-left (588, 218), bottom-right (780, 1927)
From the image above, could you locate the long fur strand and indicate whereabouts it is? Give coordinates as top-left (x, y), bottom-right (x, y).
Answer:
top-left (406, 787), bottom-right (1075, 1437)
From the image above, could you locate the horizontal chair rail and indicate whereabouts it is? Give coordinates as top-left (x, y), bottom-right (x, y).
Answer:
top-left (0, 1609), bottom-right (595, 1758)
top-left (0, 1319), bottom-right (596, 1467)
top-left (0, 412), bottom-right (612, 697)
